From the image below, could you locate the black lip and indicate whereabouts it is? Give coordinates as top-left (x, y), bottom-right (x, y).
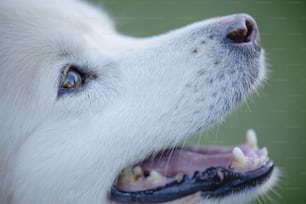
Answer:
top-left (110, 161), bottom-right (274, 203)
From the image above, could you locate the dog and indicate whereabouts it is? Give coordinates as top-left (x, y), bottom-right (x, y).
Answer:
top-left (0, 0), bottom-right (278, 203)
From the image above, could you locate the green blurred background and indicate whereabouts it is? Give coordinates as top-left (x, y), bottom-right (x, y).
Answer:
top-left (91, 0), bottom-right (306, 203)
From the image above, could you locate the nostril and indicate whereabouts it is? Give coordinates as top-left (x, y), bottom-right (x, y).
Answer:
top-left (227, 28), bottom-right (248, 43)
top-left (226, 18), bottom-right (258, 45)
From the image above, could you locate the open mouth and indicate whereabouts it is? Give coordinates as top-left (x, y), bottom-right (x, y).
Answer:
top-left (110, 130), bottom-right (274, 203)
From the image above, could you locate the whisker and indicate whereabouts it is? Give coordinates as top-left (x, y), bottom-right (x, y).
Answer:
top-left (177, 136), bottom-right (190, 167)
top-left (261, 193), bottom-right (269, 204)
top-left (165, 146), bottom-right (177, 176)
top-left (256, 196), bottom-right (263, 204)
top-left (271, 188), bottom-right (282, 199)
top-left (147, 150), bottom-right (160, 171)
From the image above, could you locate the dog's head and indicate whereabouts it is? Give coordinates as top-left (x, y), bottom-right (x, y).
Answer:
top-left (0, 0), bottom-right (277, 203)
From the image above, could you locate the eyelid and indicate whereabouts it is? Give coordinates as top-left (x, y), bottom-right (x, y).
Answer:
top-left (62, 64), bottom-right (85, 78)
top-left (62, 64), bottom-right (98, 80)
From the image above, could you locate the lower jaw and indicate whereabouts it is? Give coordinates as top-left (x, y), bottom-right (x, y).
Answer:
top-left (110, 130), bottom-right (275, 203)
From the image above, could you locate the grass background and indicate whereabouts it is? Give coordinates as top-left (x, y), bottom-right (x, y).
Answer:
top-left (90, 0), bottom-right (306, 203)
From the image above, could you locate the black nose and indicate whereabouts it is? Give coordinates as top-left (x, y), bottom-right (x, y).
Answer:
top-left (226, 14), bottom-right (260, 47)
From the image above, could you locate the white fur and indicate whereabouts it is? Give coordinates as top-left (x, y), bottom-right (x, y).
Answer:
top-left (0, 0), bottom-right (276, 203)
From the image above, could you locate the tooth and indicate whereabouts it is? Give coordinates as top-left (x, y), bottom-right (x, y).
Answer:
top-left (146, 170), bottom-right (166, 184)
top-left (118, 168), bottom-right (135, 184)
top-left (148, 170), bottom-right (164, 181)
top-left (132, 166), bottom-right (144, 178)
top-left (246, 129), bottom-right (258, 148)
top-left (175, 173), bottom-right (184, 183)
top-left (261, 147), bottom-right (268, 157)
top-left (252, 158), bottom-right (260, 168)
top-left (258, 147), bottom-right (268, 164)
top-left (259, 156), bottom-right (268, 164)
top-left (232, 147), bottom-right (247, 169)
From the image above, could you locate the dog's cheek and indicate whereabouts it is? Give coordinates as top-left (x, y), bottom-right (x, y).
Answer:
top-left (10, 122), bottom-right (116, 203)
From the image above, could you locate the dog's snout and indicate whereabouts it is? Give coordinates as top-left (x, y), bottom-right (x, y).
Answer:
top-left (225, 14), bottom-right (260, 47)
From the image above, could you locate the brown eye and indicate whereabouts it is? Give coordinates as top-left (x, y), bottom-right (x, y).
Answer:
top-left (61, 67), bottom-right (83, 89)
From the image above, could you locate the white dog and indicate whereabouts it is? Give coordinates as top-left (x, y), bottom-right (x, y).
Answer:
top-left (0, 0), bottom-right (278, 203)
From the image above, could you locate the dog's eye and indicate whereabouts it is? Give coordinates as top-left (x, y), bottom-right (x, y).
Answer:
top-left (62, 70), bottom-right (82, 89)
top-left (60, 65), bottom-right (84, 90)
top-left (58, 64), bottom-right (98, 97)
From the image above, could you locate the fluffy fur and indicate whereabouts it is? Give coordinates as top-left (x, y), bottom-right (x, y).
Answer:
top-left (0, 0), bottom-right (276, 203)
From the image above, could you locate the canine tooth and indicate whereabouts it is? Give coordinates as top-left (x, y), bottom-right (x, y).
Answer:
top-left (246, 129), bottom-right (257, 148)
top-left (232, 147), bottom-right (247, 169)
top-left (146, 170), bottom-right (166, 184)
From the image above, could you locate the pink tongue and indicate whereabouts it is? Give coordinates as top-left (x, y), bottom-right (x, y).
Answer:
top-left (140, 147), bottom-right (234, 177)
